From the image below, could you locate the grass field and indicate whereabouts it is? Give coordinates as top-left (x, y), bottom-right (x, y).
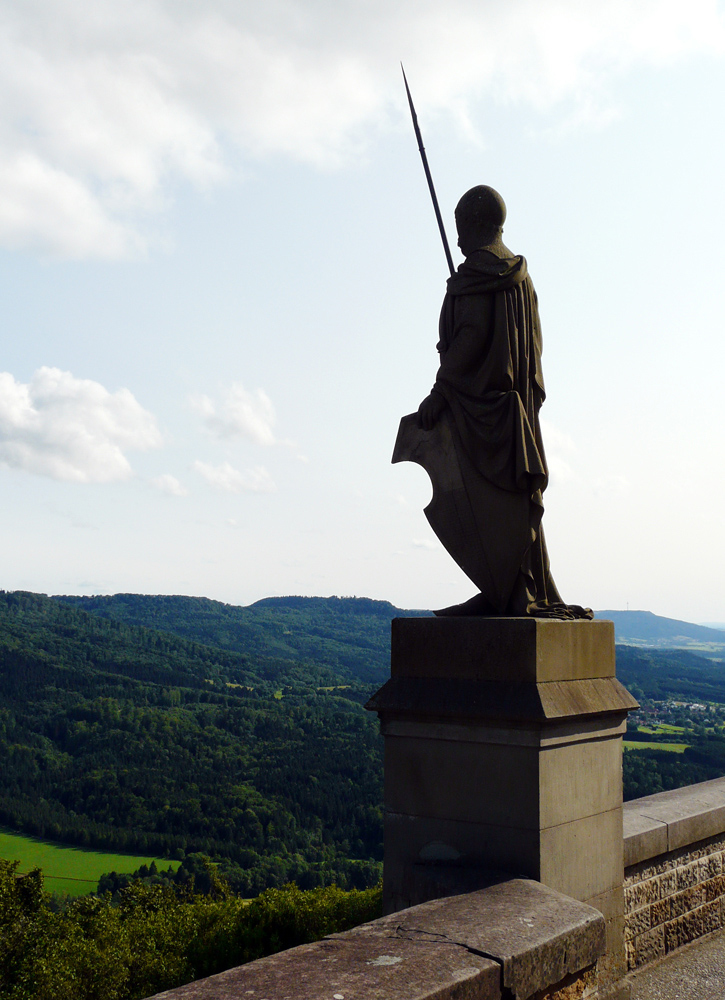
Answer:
top-left (0, 827), bottom-right (180, 896)
top-left (623, 741), bottom-right (689, 753)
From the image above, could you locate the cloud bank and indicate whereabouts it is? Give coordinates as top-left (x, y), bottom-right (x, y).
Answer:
top-left (0, 0), bottom-right (722, 256)
top-left (0, 367), bottom-right (161, 481)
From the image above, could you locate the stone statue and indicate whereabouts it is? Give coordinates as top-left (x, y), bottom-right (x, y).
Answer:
top-left (393, 185), bottom-right (591, 619)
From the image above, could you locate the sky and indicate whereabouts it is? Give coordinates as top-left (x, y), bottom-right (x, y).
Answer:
top-left (1, 0), bottom-right (724, 622)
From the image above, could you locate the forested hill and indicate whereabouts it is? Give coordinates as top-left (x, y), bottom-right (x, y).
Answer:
top-left (0, 590), bottom-right (386, 893)
top-left (7, 588), bottom-right (725, 898)
top-left (51, 593), bottom-right (432, 685)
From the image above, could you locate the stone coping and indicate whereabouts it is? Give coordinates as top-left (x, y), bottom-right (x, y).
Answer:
top-left (624, 777), bottom-right (725, 868)
top-left (145, 877), bottom-right (605, 1000)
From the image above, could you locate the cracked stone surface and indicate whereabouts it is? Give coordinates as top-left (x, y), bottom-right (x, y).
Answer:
top-left (146, 878), bottom-right (605, 1000)
top-left (362, 879), bottom-right (605, 999)
top-left (145, 931), bottom-right (500, 1000)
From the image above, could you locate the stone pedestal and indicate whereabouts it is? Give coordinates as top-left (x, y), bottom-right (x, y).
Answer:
top-left (366, 617), bottom-right (638, 983)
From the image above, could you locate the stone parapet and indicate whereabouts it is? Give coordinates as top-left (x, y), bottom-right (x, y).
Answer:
top-left (623, 777), bottom-right (725, 970)
top-left (145, 877), bottom-right (605, 1000)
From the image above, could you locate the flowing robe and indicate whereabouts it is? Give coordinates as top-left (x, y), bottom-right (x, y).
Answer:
top-left (394, 248), bottom-right (585, 616)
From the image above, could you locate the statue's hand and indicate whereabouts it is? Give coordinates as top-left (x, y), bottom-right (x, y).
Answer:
top-left (417, 391), bottom-right (446, 431)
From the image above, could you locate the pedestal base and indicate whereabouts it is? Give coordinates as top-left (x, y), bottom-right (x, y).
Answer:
top-left (366, 617), bottom-right (637, 983)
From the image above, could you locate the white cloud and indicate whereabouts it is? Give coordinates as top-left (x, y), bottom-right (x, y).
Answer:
top-left (191, 383), bottom-right (276, 444)
top-left (0, 366), bottom-right (161, 481)
top-left (151, 473), bottom-right (187, 496)
top-left (0, 0), bottom-right (722, 256)
top-left (0, 153), bottom-right (143, 258)
top-left (193, 460), bottom-right (276, 493)
top-left (412, 538), bottom-right (437, 549)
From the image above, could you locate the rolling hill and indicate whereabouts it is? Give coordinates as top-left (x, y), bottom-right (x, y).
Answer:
top-left (51, 593), bottom-right (432, 685)
top-left (4, 588), bottom-right (725, 897)
top-left (596, 610), bottom-right (725, 648)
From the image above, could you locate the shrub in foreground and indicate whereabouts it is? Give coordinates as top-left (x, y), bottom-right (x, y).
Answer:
top-left (0, 858), bottom-right (382, 1000)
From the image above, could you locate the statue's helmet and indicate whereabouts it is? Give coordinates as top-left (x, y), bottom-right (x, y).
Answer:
top-left (455, 186), bottom-right (506, 235)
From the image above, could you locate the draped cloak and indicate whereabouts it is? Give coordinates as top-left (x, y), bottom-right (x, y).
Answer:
top-left (393, 248), bottom-right (565, 615)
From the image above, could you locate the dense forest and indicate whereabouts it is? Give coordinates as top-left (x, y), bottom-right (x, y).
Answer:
top-left (3, 589), bottom-right (725, 895)
top-left (0, 590), bottom-right (393, 893)
top-left (51, 593), bottom-right (431, 685)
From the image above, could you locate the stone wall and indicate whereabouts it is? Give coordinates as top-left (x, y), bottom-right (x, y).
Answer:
top-left (146, 877), bottom-right (605, 1000)
top-left (623, 775), bottom-right (725, 970)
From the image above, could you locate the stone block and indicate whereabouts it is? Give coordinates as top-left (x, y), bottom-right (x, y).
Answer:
top-left (665, 885), bottom-right (707, 920)
top-left (621, 777), bottom-right (725, 856)
top-left (624, 905), bottom-right (651, 940)
top-left (383, 734), bottom-right (540, 828)
top-left (583, 885), bottom-right (626, 985)
top-left (677, 859), bottom-right (702, 890)
top-left (624, 878), bottom-right (659, 913)
top-left (390, 616), bottom-right (615, 683)
top-left (681, 884), bottom-right (706, 911)
top-left (648, 896), bottom-right (670, 927)
top-left (666, 891), bottom-right (689, 919)
top-left (383, 812), bottom-right (542, 909)
top-left (540, 808), bottom-right (624, 901)
top-left (622, 810), bottom-right (667, 869)
top-left (631, 925), bottom-right (665, 968)
top-left (539, 738), bottom-right (623, 828)
top-left (371, 617), bottom-right (629, 979)
top-left (665, 900), bottom-right (721, 952)
top-left (704, 873), bottom-right (725, 902)
top-left (538, 966), bottom-right (597, 1000)
top-left (705, 851), bottom-right (723, 878)
top-left (695, 856), bottom-right (711, 882)
top-left (145, 930), bottom-right (500, 1000)
top-left (657, 869), bottom-right (678, 898)
top-left (381, 878), bottom-right (605, 1000)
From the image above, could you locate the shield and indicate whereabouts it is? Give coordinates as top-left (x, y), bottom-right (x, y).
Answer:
top-left (392, 411), bottom-right (533, 613)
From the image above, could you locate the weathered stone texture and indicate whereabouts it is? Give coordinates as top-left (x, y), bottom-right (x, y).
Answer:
top-left (533, 965), bottom-right (598, 1000)
top-left (623, 832), bottom-right (725, 969)
top-left (146, 878), bottom-right (605, 1000)
top-left (657, 869), bottom-right (678, 898)
top-left (630, 925), bottom-right (665, 966)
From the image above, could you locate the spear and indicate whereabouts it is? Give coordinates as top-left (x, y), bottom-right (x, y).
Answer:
top-left (401, 64), bottom-right (455, 277)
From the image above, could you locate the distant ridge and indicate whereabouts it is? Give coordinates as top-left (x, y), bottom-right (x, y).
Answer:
top-left (596, 610), bottom-right (725, 646)
top-left (48, 592), bottom-right (724, 652)
top-left (51, 592), bottom-right (433, 684)
top-left (249, 595), bottom-right (431, 617)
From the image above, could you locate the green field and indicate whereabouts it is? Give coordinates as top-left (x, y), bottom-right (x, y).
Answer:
top-left (0, 827), bottom-right (179, 896)
top-left (623, 741), bottom-right (689, 753)
top-left (638, 724), bottom-right (687, 734)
